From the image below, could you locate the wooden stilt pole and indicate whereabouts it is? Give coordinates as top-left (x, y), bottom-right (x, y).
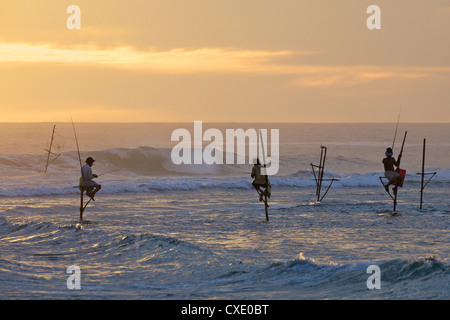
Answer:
top-left (420, 139), bottom-right (426, 210)
top-left (264, 194), bottom-right (268, 221)
top-left (393, 191), bottom-right (397, 212)
top-left (379, 131), bottom-right (407, 212)
top-left (79, 189), bottom-right (84, 221)
top-left (317, 146), bottom-right (327, 202)
top-left (78, 187), bottom-right (94, 222)
top-left (415, 138), bottom-right (437, 210)
top-left (316, 148), bottom-right (324, 200)
top-left (259, 129), bottom-right (269, 221)
top-left (311, 145), bottom-right (338, 203)
top-left (45, 125), bottom-right (56, 174)
top-left (393, 131), bottom-right (407, 212)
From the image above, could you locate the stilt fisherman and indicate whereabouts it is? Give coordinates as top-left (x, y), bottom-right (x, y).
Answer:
top-left (251, 158), bottom-right (268, 201)
top-left (382, 147), bottom-right (403, 195)
top-left (81, 157), bottom-right (102, 200)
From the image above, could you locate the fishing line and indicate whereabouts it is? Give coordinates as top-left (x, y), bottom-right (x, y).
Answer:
top-left (70, 112), bottom-right (82, 169)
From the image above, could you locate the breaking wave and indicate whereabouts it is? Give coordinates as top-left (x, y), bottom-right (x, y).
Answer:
top-left (0, 146), bottom-right (449, 198)
top-left (1, 216), bottom-right (448, 299)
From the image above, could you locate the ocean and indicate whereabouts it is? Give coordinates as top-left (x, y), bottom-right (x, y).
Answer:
top-left (0, 122), bottom-right (449, 300)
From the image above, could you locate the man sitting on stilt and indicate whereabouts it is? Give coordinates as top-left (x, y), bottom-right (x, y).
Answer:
top-left (251, 158), bottom-right (267, 201)
top-left (382, 148), bottom-right (403, 196)
top-left (81, 157), bottom-right (101, 200)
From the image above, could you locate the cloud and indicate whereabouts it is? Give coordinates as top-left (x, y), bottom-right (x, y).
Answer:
top-left (1, 42), bottom-right (449, 89)
top-left (0, 42), bottom-right (292, 73)
top-left (288, 66), bottom-right (448, 88)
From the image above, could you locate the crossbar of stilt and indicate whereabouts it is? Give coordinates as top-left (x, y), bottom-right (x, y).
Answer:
top-left (311, 146), bottom-right (339, 203)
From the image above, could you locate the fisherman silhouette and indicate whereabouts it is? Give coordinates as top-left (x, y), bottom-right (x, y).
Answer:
top-left (382, 147), bottom-right (403, 195)
top-left (251, 158), bottom-right (267, 201)
top-left (81, 157), bottom-right (102, 200)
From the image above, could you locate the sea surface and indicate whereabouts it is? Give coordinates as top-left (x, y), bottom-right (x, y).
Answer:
top-left (0, 122), bottom-right (449, 299)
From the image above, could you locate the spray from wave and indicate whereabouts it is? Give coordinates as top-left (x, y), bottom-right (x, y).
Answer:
top-left (0, 146), bottom-right (449, 198)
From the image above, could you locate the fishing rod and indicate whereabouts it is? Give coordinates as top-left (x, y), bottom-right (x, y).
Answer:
top-left (70, 112), bottom-right (88, 221)
top-left (392, 107), bottom-right (402, 150)
top-left (397, 131), bottom-right (407, 167)
top-left (392, 131), bottom-right (407, 212)
top-left (70, 112), bottom-right (83, 169)
top-left (97, 169), bottom-right (120, 177)
top-left (44, 125), bottom-right (63, 173)
top-left (259, 129), bottom-right (267, 172)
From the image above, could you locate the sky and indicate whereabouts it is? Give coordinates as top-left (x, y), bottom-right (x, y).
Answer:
top-left (0, 0), bottom-right (449, 123)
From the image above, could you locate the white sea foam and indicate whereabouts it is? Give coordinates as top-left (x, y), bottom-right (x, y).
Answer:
top-left (1, 166), bottom-right (449, 198)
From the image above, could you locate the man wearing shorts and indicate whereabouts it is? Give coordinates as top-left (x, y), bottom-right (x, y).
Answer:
top-left (251, 158), bottom-right (267, 201)
top-left (81, 157), bottom-right (102, 199)
top-left (382, 148), bottom-right (402, 195)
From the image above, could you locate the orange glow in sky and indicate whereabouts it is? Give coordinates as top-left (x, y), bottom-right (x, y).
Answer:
top-left (0, 1), bottom-right (449, 122)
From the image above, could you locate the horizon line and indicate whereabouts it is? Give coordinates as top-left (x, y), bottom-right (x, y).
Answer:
top-left (0, 121), bottom-right (449, 124)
